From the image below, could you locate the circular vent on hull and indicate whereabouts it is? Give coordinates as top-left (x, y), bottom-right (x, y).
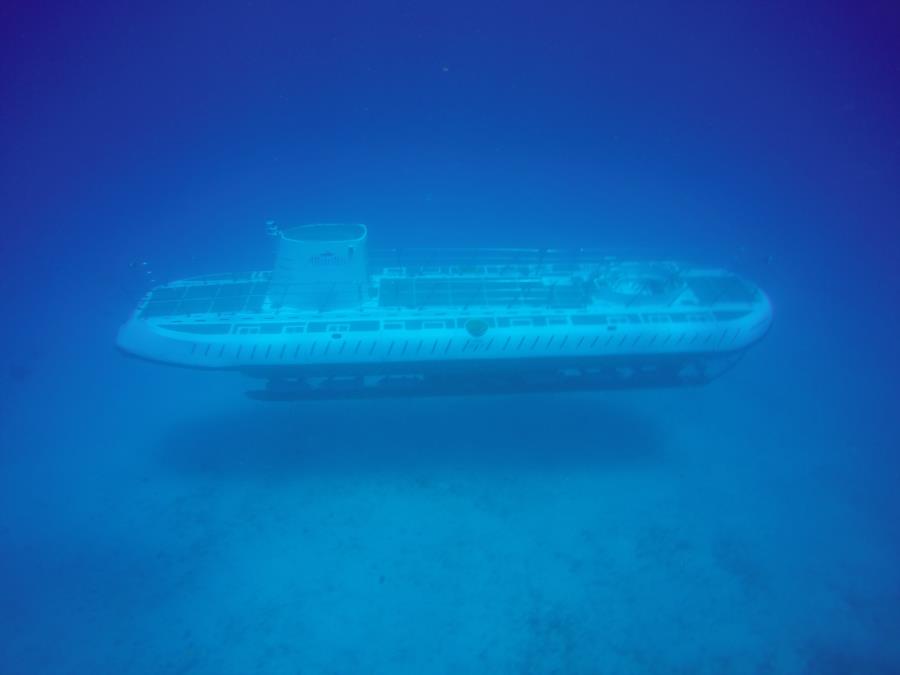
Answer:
top-left (594, 263), bottom-right (684, 306)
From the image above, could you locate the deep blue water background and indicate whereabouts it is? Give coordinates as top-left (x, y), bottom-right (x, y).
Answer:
top-left (2, 2), bottom-right (899, 673)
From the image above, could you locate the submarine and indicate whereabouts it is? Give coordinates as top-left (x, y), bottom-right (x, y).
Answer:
top-left (117, 223), bottom-right (772, 400)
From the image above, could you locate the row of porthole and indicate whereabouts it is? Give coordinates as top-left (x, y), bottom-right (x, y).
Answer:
top-left (187, 328), bottom-right (744, 361)
top-left (164, 309), bottom-right (735, 336)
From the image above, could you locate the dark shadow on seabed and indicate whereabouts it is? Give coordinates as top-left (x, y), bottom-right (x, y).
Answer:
top-left (157, 392), bottom-right (665, 479)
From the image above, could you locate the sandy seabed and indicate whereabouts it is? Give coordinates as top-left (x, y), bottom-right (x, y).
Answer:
top-left (1, 323), bottom-right (898, 675)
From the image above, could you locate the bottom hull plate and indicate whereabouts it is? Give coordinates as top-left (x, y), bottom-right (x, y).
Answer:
top-left (245, 351), bottom-right (746, 401)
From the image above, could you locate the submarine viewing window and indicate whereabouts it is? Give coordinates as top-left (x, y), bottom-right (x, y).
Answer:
top-left (686, 313), bottom-right (713, 323)
top-left (160, 323), bottom-right (231, 334)
top-left (714, 310), bottom-right (751, 321)
top-left (456, 317), bottom-right (496, 328)
top-left (571, 315), bottom-right (607, 325)
top-left (259, 324), bottom-right (282, 334)
top-left (350, 321), bottom-right (380, 331)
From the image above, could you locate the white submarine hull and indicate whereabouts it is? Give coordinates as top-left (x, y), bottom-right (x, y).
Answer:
top-left (117, 224), bottom-right (772, 399)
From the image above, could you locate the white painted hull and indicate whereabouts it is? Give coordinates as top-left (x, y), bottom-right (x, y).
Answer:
top-left (118, 227), bottom-right (771, 397)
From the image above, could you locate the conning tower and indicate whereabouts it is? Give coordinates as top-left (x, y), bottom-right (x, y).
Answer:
top-left (269, 223), bottom-right (368, 310)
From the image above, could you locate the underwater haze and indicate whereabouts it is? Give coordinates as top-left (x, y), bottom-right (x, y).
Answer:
top-left (2, 2), bottom-right (900, 673)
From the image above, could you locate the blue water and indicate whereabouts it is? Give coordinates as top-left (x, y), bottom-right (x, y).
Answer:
top-left (2, 3), bottom-right (899, 673)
